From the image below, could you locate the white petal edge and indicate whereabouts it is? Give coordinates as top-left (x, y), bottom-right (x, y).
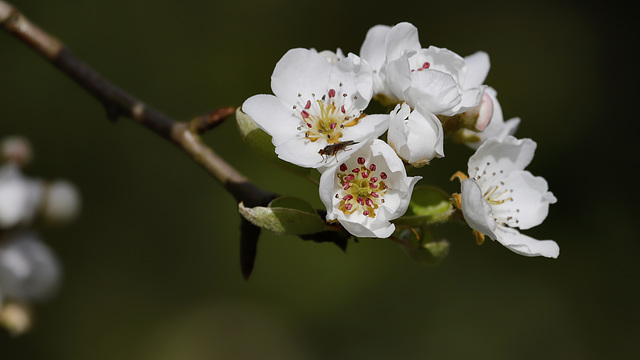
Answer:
top-left (494, 226), bottom-right (559, 258)
top-left (460, 178), bottom-right (497, 238)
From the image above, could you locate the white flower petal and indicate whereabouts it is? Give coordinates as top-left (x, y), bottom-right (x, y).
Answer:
top-left (275, 138), bottom-right (327, 168)
top-left (388, 104), bottom-right (443, 166)
top-left (385, 55), bottom-right (412, 101)
top-left (494, 226), bottom-right (559, 258)
top-left (468, 136), bottom-right (536, 177)
top-left (341, 114), bottom-right (390, 143)
top-left (271, 48), bottom-right (332, 105)
top-left (495, 170), bottom-right (556, 230)
top-left (385, 22), bottom-right (421, 62)
top-left (360, 24), bottom-right (391, 72)
top-left (242, 94), bottom-right (301, 146)
top-left (331, 53), bottom-right (374, 109)
top-left (404, 69), bottom-right (461, 115)
top-left (412, 46), bottom-right (467, 86)
top-left (464, 51), bottom-right (490, 89)
top-left (460, 178), bottom-right (497, 238)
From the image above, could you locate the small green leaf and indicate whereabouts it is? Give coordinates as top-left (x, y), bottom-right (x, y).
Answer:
top-left (408, 186), bottom-right (451, 216)
top-left (235, 107), bottom-right (310, 176)
top-left (238, 198), bottom-right (325, 236)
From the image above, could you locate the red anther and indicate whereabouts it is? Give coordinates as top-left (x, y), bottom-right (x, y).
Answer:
top-left (301, 110), bottom-right (310, 119)
top-left (345, 174), bottom-right (354, 181)
top-left (363, 210), bottom-right (369, 216)
top-left (370, 177), bottom-right (378, 182)
top-left (330, 122), bottom-right (337, 130)
top-left (352, 168), bottom-right (360, 173)
top-left (345, 203), bottom-right (353, 211)
top-left (343, 182), bottom-right (351, 190)
top-left (361, 171), bottom-right (369, 178)
top-left (369, 164), bottom-right (376, 171)
top-left (423, 62), bottom-right (430, 69)
top-left (341, 105), bottom-right (346, 114)
top-left (371, 192), bottom-right (379, 198)
top-left (328, 89), bottom-right (336, 98)
top-left (343, 194), bottom-right (353, 201)
top-left (366, 198), bottom-right (373, 207)
top-left (305, 100), bottom-right (311, 109)
top-left (357, 157), bottom-right (365, 165)
top-left (380, 172), bottom-right (387, 180)
top-left (369, 182), bottom-right (378, 188)
top-left (357, 197), bottom-right (365, 206)
top-left (340, 163), bottom-right (347, 172)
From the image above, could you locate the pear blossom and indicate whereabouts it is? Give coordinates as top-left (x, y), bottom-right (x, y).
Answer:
top-left (242, 48), bottom-right (389, 168)
top-left (459, 136), bottom-right (559, 258)
top-left (461, 87), bottom-right (521, 149)
top-left (360, 22), bottom-right (488, 116)
top-left (0, 230), bottom-right (61, 302)
top-left (319, 139), bottom-right (421, 238)
top-left (0, 164), bottom-right (42, 229)
top-left (387, 102), bottom-right (444, 167)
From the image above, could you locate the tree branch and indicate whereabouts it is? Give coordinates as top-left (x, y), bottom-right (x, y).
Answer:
top-left (1, 1), bottom-right (280, 279)
top-left (0, 0), bottom-right (275, 208)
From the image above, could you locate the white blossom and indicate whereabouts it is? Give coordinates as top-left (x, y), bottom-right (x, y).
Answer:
top-left (0, 164), bottom-right (42, 229)
top-left (387, 102), bottom-right (444, 167)
top-left (319, 139), bottom-right (421, 238)
top-left (360, 22), bottom-right (488, 115)
top-left (459, 136), bottom-right (559, 258)
top-left (243, 48), bottom-right (389, 168)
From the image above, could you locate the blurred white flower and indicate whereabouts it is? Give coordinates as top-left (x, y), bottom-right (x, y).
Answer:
top-left (42, 180), bottom-right (81, 224)
top-left (243, 48), bottom-right (389, 168)
top-left (0, 164), bottom-right (42, 229)
top-left (319, 139), bottom-right (421, 238)
top-left (0, 231), bottom-right (62, 302)
top-left (459, 136), bottom-right (559, 258)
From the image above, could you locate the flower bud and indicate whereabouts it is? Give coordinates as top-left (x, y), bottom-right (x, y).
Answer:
top-left (42, 180), bottom-right (81, 224)
top-left (1, 136), bottom-right (32, 168)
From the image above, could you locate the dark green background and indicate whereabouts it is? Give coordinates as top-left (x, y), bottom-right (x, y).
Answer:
top-left (1, 0), bottom-right (636, 359)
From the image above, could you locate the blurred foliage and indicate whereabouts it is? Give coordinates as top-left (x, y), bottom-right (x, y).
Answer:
top-left (0, 0), bottom-right (637, 359)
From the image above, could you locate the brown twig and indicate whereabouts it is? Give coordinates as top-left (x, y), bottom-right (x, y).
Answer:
top-left (0, 1), bottom-right (271, 206)
top-left (0, 0), bottom-right (276, 278)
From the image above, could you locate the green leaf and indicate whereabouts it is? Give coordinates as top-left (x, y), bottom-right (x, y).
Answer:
top-left (393, 186), bottom-right (453, 227)
top-left (238, 197), bottom-right (326, 236)
top-left (235, 107), bottom-right (311, 177)
top-left (408, 186), bottom-right (451, 216)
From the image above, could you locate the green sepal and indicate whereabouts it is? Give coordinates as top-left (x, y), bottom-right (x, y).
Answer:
top-left (238, 196), bottom-right (326, 236)
top-left (235, 107), bottom-right (311, 177)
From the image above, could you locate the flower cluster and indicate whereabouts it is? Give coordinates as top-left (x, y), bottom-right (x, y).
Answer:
top-left (242, 22), bottom-right (558, 258)
top-left (0, 136), bottom-right (81, 334)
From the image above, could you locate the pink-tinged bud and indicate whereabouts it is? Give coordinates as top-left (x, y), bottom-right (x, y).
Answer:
top-left (474, 92), bottom-right (494, 131)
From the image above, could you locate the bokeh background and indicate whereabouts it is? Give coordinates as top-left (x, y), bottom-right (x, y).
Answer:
top-left (1, 0), bottom-right (637, 359)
